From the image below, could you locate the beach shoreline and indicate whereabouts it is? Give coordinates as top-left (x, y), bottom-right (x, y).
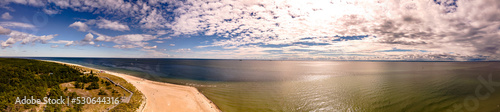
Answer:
top-left (43, 60), bottom-right (220, 112)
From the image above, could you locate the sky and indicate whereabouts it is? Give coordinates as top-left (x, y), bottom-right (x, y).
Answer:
top-left (0, 0), bottom-right (499, 61)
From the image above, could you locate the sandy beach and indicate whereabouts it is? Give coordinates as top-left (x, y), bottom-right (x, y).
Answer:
top-left (45, 60), bottom-right (220, 112)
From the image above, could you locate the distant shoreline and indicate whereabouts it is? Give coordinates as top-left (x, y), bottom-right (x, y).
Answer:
top-left (42, 60), bottom-right (220, 112)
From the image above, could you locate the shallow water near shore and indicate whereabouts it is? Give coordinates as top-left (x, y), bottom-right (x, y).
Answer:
top-left (29, 57), bottom-right (500, 112)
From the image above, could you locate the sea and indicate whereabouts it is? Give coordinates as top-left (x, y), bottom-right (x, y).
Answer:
top-left (27, 57), bottom-right (500, 112)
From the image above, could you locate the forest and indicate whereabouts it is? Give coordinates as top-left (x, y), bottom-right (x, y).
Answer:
top-left (0, 58), bottom-right (84, 111)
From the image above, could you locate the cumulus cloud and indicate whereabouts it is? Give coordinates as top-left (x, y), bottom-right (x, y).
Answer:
top-left (70, 19), bottom-right (130, 32)
top-left (82, 33), bottom-right (93, 42)
top-left (58, 32), bottom-right (155, 47)
top-left (51, 45), bottom-right (59, 48)
top-left (0, 26), bottom-right (12, 35)
top-left (88, 19), bottom-right (130, 31)
top-left (169, 44), bottom-right (175, 46)
top-left (2, 0), bottom-right (178, 32)
top-left (93, 32), bottom-right (157, 49)
top-left (77, 33), bottom-right (95, 45)
top-left (1, 12), bottom-right (12, 20)
top-left (1, 31), bottom-right (57, 48)
top-left (1, 0), bottom-right (173, 31)
top-left (139, 9), bottom-right (169, 29)
top-left (94, 35), bottom-right (105, 41)
top-left (68, 21), bottom-right (89, 32)
top-left (3, 0), bottom-right (500, 60)
top-left (155, 41), bottom-right (163, 43)
top-left (164, 0), bottom-right (500, 60)
top-left (1, 0), bottom-right (140, 15)
top-left (111, 34), bottom-right (156, 46)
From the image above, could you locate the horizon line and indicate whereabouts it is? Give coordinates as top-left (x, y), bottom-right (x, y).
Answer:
top-left (1, 56), bottom-right (498, 62)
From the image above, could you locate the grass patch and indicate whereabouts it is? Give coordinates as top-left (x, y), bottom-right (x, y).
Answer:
top-left (63, 64), bottom-right (144, 112)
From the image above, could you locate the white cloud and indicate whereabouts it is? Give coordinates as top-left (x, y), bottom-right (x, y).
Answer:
top-left (139, 9), bottom-right (169, 29)
top-left (142, 49), bottom-right (170, 57)
top-left (3, 0), bottom-right (500, 60)
top-left (95, 44), bottom-right (105, 47)
top-left (89, 19), bottom-right (130, 31)
top-left (50, 32), bottom-right (95, 47)
top-left (113, 44), bottom-right (136, 49)
top-left (155, 41), bottom-right (163, 43)
top-left (172, 48), bottom-right (190, 52)
top-left (1, 31), bottom-right (57, 48)
top-left (3, 0), bottom-right (139, 15)
top-left (143, 45), bottom-right (157, 49)
top-left (0, 0), bottom-right (44, 6)
top-left (52, 32), bottom-right (148, 49)
top-left (0, 22), bottom-right (35, 29)
top-left (158, 36), bottom-right (171, 40)
top-left (93, 32), bottom-right (157, 49)
top-left (169, 44), bottom-right (175, 46)
top-left (50, 40), bottom-right (74, 46)
top-left (70, 19), bottom-right (130, 32)
top-left (2, 0), bottom-right (171, 32)
top-left (155, 30), bottom-right (169, 36)
top-left (51, 45), bottom-right (59, 48)
top-left (43, 9), bottom-right (61, 15)
top-left (167, 0), bottom-right (500, 60)
top-left (1, 12), bottom-right (12, 20)
top-left (94, 35), bottom-right (106, 41)
top-left (82, 33), bottom-right (93, 42)
top-left (68, 21), bottom-right (89, 32)
top-left (0, 26), bottom-right (12, 35)
top-left (111, 34), bottom-right (156, 45)
top-left (77, 33), bottom-right (95, 45)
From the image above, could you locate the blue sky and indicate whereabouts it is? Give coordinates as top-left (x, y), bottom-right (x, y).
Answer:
top-left (0, 0), bottom-right (499, 61)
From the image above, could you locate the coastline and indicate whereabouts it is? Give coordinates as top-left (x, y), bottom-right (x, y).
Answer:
top-left (43, 60), bottom-right (220, 112)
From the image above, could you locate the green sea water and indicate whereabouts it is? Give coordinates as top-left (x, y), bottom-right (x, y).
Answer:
top-left (192, 62), bottom-right (500, 112)
top-left (36, 58), bottom-right (500, 112)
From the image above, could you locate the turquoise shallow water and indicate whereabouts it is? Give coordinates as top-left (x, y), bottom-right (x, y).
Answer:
top-left (31, 58), bottom-right (500, 112)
